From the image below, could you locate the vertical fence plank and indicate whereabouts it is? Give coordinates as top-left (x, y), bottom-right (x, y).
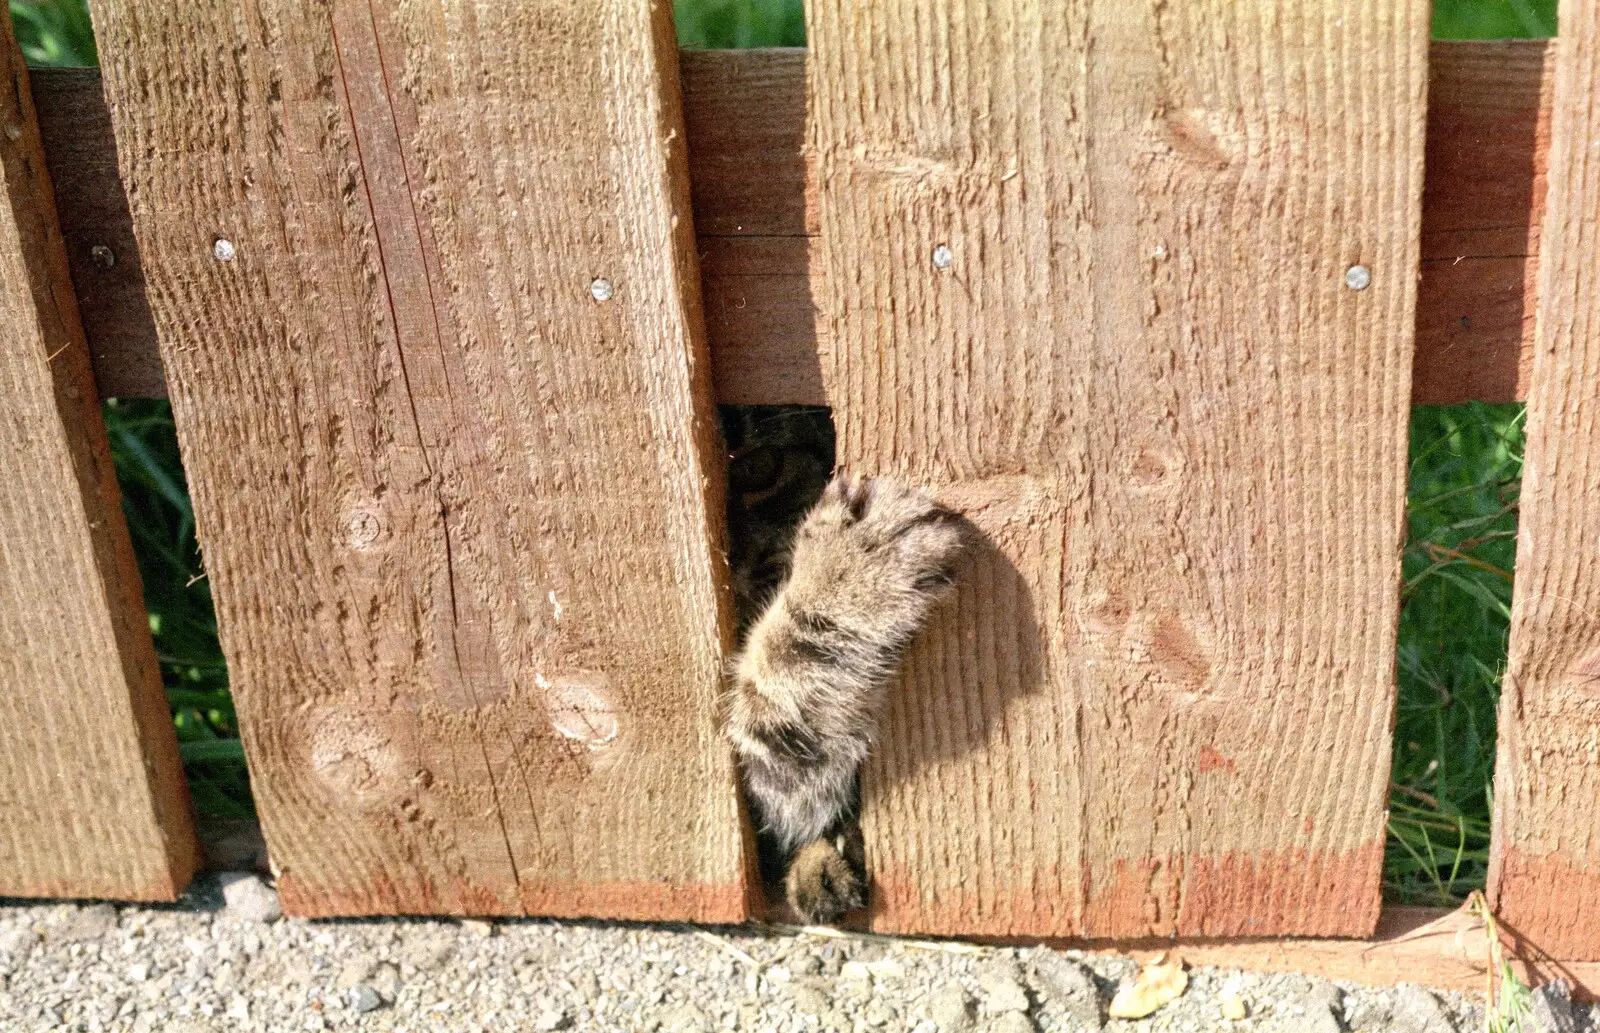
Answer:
top-left (0, 18), bottom-right (198, 899)
top-left (87, 0), bottom-right (746, 919)
top-left (1489, 0), bottom-right (1600, 960)
top-left (807, 0), bottom-right (1428, 937)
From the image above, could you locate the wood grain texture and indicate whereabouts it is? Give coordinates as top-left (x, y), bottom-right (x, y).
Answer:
top-left (1488, 2), bottom-right (1600, 961)
top-left (806, 0), bottom-right (1426, 938)
top-left (0, 21), bottom-right (197, 900)
top-left (87, 0), bottom-right (747, 919)
top-left (1415, 39), bottom-right (1552, 407)
top-left (29, 41), bottom-right (1550, 408)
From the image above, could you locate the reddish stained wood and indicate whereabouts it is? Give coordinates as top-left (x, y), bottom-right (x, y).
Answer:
top-left (30, 41), bottom-right (1553, 408)
top-left (869, 844), bottom-right (1387, 941)
top-left (279, 871), bottom-right (749, 923)
top-left (1487, 1), bottom-right (1600, 961)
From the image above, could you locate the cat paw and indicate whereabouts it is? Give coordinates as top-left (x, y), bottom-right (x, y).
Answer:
top-left (797, 472), bottom-right (970, 598)
top-left (785, 835), bottom-right (866, 924)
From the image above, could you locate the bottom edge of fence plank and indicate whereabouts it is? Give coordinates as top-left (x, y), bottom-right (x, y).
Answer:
top-left (276, 874), bottom-right (748, 925)
top-left (1492, 849), bottom-right (1600, 964)
top-left (851, 844), bottom-right (1383, 942)
top-left (0, 876), bottom-right (188, 904)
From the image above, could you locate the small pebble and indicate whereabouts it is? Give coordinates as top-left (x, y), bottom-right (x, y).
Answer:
top-left (984, 980), bottom-right (1030, 1015)
top-left (336, 956), bottom-right (376, 989)
top-left (841, 960), bottom-right (873, 982)
top-left (50, 904), bottom-right (117, 943)
top-left (989, 1012), bottom-right (1036, 1033)
top-left (1026, 949), bottom-right (1102, 1028)
top-left (1298, 1002), bottom-right (1346, 1033)
top-left (788, 981), bottom-right (831, 1015)
top-left (218, 872), bottom-right (281, 923)
top-left (534, 1006), bottom-right (572, 1031)
top-left (929, 984), bottom-right (975, 1031)
top-left (1390, 984), bottom-right (1456, 1033)
top-left (371, 962), bottom-right (403, 1002)
top-left (1527, 979), bottom-right (1578, 1033)
top-left (348, 984), bottom-right (382, 1013)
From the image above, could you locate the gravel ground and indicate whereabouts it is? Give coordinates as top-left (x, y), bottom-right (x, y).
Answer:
top-left (0, 875), bottom-right (1587, 1032)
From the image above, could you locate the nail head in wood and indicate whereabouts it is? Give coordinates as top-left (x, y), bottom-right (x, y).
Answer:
top-left (1345, 264), bottom-right (1372, 291)
top-left (89, 244), bottom-right (116, 271)
top-left (589, 277), bottom-right (615, 302)
top-left (212, 238), bottom-right (236, 263)
top-left (931, 244), bottom-right (954, 270)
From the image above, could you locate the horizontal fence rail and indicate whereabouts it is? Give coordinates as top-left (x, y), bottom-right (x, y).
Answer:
top-left (30, 40), bottom-right (1552, 409)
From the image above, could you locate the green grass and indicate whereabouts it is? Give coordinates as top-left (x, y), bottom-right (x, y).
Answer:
top-left (1388, 404), bottom-right (1523, 904)
top-left (8, 0), bottom-right (93, 65)
top-left (675, 0), bottom-right (803, 48)
top-left (103, 400), bottom-right (252, 818)
top-left (14, 0), bottom-right (1547, 905)
top-left (1434, 0), bottom-right (1555, 37)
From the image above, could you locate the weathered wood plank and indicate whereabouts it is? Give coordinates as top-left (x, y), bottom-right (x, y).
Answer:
top-left (30, 40), bottom-right (1552, 408)
top-left (806, 0), bottom-right (1427, 938)
top-left (0, 18), bottom-right (197, 899)
top-left (1488, 1), bottom-right (1600, 962)
top-left (87, 0), bottom-right (746, 919)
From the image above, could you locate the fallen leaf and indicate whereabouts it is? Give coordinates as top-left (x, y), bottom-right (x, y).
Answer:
top-left (1108, 957), bottom-right (1189, 1020)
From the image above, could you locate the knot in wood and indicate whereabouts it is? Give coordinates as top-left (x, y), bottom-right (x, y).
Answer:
top-left (342, 507), bottom-right (387, 551)
top-left (305, 707), bottom-right (415, 810)
top-left (1127, 442), bottom-right (1186, 494)
top-left (537, 671), bottom-right (621, 752)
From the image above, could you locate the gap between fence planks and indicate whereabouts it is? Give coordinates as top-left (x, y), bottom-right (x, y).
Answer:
top-left (35, 39), bottom-right (1548, 409)
top-left (1488, 0), bottom-right (1600, 962)
top-left (87, 0), bottom-right (747, 920)
top-left (0, 17), bottom-right (197, 899)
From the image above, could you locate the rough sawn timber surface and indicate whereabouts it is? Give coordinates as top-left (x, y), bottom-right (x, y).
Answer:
top-left (806, 0), bottom-right (1426, 938)
top-left (1488, 0), bottom-right (1600, 962)
top-left (87, 0), bottom-right (746, 919)
top-left (25, 40), bottom-right (1551, 409)
top-left (0, 20), bottom-right (197, 899)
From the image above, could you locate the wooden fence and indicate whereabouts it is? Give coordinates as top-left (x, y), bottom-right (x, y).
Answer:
top-left (3, 0), bottom-right (1598, 983)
